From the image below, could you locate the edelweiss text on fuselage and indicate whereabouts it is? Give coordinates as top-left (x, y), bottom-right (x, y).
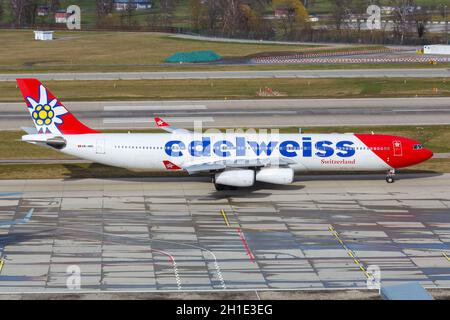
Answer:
top-left (165, 137), bottom-right (356, 158)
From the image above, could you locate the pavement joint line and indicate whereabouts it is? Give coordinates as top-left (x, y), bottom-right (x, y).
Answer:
top-left (443, 252), bottom-right (450, 263)
top-left (220, 209), bottom-right (231, 227)
top-left (329, 226), bottom-right (369, 279)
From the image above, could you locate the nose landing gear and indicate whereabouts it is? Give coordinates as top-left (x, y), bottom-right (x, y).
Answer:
top-left (386, 169), bottom-right (396, 183)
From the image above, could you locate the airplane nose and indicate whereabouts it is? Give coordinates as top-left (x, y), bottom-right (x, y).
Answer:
top-left (423, 148), bottom-right (434, 161)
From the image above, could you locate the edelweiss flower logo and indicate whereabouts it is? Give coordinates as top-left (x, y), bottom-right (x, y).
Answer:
top-left (26, 85), bottom-right (68, 134)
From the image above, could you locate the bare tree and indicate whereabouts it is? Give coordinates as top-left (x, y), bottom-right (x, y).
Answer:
top-left (390, 0), bottom-right (417, 43)
top-left (10, 0), bottom-right (38, 27)
top-left (156, 0), bottom-right (177, 26)
top-left (96, 0), bottom-right (114, 18)
top-left (188, 0), bottom-right (202, 30)
top-left (124, 0), bottom-right (136, 26)
top-left (49, 0), bottom-right (60, 14)
top-left (410, 5), bottom-right (429, 40)
top-left (221, 0), bottom-right (242, 36)
top-left (331, 0), bottom-right (352, 30)
top-left (206, 0), bottom-right (221, 34)
top-left (0, 2), bottom-right (4, 23)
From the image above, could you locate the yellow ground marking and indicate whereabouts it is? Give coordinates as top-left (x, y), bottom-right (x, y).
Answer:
top-left (443, 252), bottom-right (450, 263)
top-left (220, 209), bottom-right (231, 227)
top-left (329, 226), bottom-right (370, 279)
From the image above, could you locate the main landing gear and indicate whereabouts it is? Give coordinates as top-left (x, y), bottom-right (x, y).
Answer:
top-left (386, 169), bottom-right (396, 183)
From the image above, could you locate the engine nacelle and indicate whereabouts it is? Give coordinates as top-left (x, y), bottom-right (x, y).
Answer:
top-left (256, 167), bottom-right (294, 185)
top-left (214, 170), bottom-right (255, 187)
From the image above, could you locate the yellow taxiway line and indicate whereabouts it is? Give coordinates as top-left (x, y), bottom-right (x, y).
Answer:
top-left (329, 226), bottom-right (370, 279)
top-left (443, 252), bottom-right (450, 263)
top-left (220, 209), bottom-right (231, 227)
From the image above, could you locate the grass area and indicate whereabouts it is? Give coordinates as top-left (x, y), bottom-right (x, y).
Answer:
top-left (1, 78), bottom-right (450, 102)
top-left (409, 158), bottom-right (450, 173)
top-left (0, 131), bottom-right (74, 160)
top-left (0, 29), bottom-right (327, 72)
top-left (0, 29), bottom-right (445, 73)
top-left (1, 61), bottom-right (448, 74)
top-left (2, 125), bottom-right (450, 161)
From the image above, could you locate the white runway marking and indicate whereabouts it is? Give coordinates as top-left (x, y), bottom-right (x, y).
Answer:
top-left (103, 117), bottom-right (215, 124)
top-left (166, 110), bottom-right (298, 115)
top-left (392, 109), bottom-right (450, 112)
top-left (104, 105), bottom-right (207, 111)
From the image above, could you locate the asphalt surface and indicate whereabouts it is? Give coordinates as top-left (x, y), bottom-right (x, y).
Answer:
top-left (0, 174), bottom-right (449, 293)
top-left (2, 97), bottom-right (450, 130)
top-left (3, 288), bottom-right (450, 300)
top-left (1, 68), bottom-right (450, 81)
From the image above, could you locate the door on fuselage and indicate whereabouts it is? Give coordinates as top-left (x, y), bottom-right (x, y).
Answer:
top-left (96, 139), bottom-right (106, 154)
top-left (393, 140), bottom-right (402, 157)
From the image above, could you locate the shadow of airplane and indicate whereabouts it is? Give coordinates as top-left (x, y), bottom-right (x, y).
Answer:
top-left (204, 183), bottom-right (306, 200)
top-left (61, 163), bottom-right (444, 185)
top-left (0, 209), bottom-right (34, 228)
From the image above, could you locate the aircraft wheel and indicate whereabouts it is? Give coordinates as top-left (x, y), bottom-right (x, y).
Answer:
top-left (386, 176), bottom-right (395, 184)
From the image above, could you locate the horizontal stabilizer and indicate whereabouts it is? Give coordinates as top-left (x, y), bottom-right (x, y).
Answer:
top-left (154, 117), bottom-right (191, 134)
top-left (21, 126), bottom-right (38, 134)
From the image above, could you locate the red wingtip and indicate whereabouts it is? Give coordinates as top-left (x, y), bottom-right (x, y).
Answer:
top-left (155, 117), bottom-right (169, 127)
top-left (163, 160), bottom-right (182, 171)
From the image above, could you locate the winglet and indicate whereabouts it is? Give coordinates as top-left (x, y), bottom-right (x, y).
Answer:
top-left (163, 160), bottom-right (182, 171)
top-left (155, 117), bottom-right (170, 128)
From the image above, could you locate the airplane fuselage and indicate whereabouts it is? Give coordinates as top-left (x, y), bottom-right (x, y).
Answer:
top-left (24, 132), bottom-right (433, 173)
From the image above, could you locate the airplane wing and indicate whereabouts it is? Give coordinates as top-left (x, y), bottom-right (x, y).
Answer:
top-left (167, 157), bottom-right (296, 174)
top-left (154, 117), bottom-right (191, 134)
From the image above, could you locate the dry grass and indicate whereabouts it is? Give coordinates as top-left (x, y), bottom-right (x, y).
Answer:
top-left (0, 30), bottom-right (322, 71)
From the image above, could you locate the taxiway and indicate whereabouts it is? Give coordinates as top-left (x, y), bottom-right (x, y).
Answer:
top-left (1, 97), bottom-right (450, 130)
top-left (0, 174), bottom-right (449, 292)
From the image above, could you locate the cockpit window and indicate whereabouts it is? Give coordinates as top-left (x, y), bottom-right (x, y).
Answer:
top-left (413, 144), bottom-right (423, 150)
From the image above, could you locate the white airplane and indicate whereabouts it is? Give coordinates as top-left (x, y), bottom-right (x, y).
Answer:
top-left (18, 78), bottom-right (433, 190)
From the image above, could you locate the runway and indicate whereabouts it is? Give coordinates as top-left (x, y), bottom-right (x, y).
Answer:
top-left (2, 97), bottom-right (450, 130)
top-left (1, 68), bottom-right (450, 81)
top-left (0, 174), bottom-right (449, 292)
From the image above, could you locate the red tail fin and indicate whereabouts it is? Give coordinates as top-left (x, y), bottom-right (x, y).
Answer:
top-left (16, 78), bottom-right (99, 135)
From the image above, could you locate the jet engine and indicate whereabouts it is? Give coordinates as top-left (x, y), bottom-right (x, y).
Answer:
top-left (214, 169), bottom-right (255, 188)
top-left (255, 167), bottom-right (294, 185)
